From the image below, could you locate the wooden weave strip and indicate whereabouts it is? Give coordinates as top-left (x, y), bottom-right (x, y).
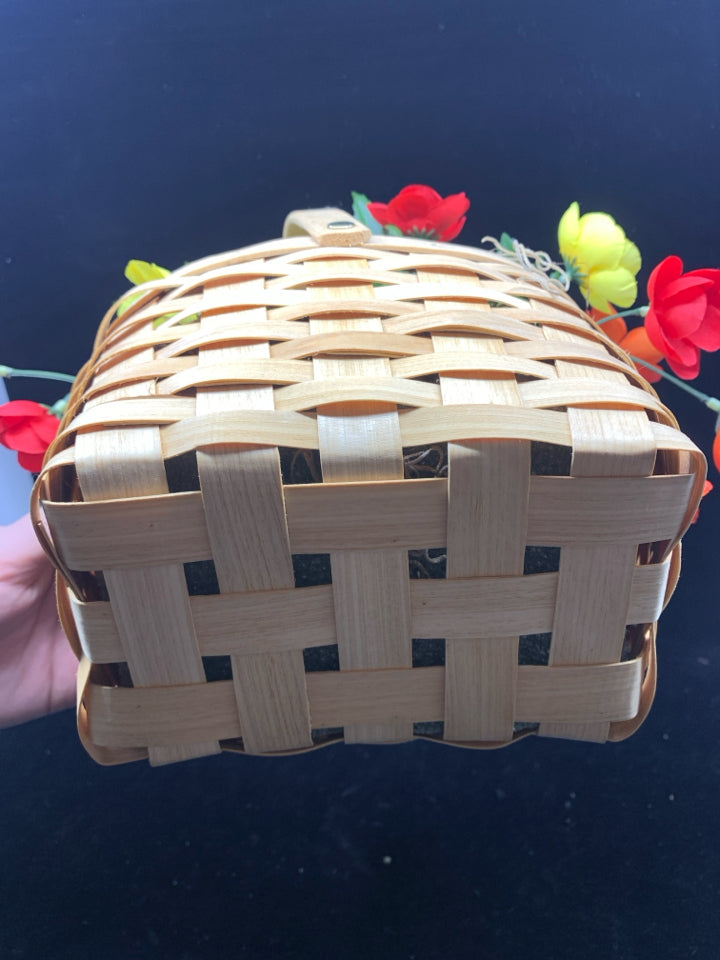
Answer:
top-left (69, 558), bottom-right (672, 665)
top-left (73, 349), bottom-right (219, 765)
top-left (82, 659), bottom-right (643, 751)
top-left (309, 262), bottom-right (412, 744)
top-left (43, 474), bottom-right (696, 568)
top-left (538, 323), bottom-right (657, 742)
top-left (195, 281), bottom-right (312, 756)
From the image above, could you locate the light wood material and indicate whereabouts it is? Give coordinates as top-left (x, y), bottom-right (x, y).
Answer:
top-left (43, 474), bottom-right (696, 566)
top-left (82, 658), bottom-right (643, 751)
top-left (73, 348), bottom-right (219, 765)
top-left (422, 263), bottom-right (529, 743)
top-left (70, 558), bottom-right (671, 665)
top-left (309, 263), bottom-right (413, 744)
top-left (539, 323), bottom-right (657, 743)
top-left (195, 279), bottom-right (312, 755)
top-left (283, 208), bottom-right (372, 246)
top-left (32, 210), bottom-right (705, 766)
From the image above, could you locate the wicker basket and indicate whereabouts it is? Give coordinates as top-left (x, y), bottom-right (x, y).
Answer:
top-left (32, 208), bottom-right (706, 766)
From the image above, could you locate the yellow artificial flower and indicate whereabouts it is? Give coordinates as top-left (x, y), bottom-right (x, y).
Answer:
top-left (558, 202), bottom-right (641, 313)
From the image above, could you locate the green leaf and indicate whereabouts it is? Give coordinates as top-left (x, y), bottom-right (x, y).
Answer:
top-left (152, 311), bottom-right (200, 329)
top-left (383, 224), bottom-right (404, 237)
top-left (118, 260), bottom-right (173, 317)
top-left (499, 232), bottom-right (516, 252)
top-left (351, 191), bottom-right (383, 234)
top-left (117, 291), bottom-right (143, 316)
top-left (124, 259), bottom-right (171, 285)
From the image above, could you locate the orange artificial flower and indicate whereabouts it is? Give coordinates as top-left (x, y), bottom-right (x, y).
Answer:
top-left (590, 307), bottom-right (664, 382)
top-left (618, 326), bottom-right (665, 383)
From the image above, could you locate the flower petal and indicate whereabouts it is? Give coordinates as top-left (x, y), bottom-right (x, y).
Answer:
top-left (32, 414), bottom-right (62, 445)
top-left (589, 307), bottom-right (627, 344)
top-left (388, 184), bottom-right (442, 221)
top-left (576, 213), bottom-right (626, 272)
top-left (557, 202), bottom-right (580, 261)
top-left (619, 239), bottom-right (642, 276)
top-left (17, 449), bottom-right (46, 473)
top-left (366, 202), bottom-right (391, 225)
top-left (587, 267), bottom-right (638, 310)
top-left (619, 326), bottom-right (664, 382)
top-left (664, 344), bottom-right (701, 378)
top-left (653, 294), bottom-right (707, 340)
top-left (0, 401), bottom-right (60, 454)
top-left (691, 299), bottom-right (720, 351)
top-left (0, 399), bottom-right (49, 417)
top-left (438, 215), bottom-right (467, 242)
top-left (661, 274), bottom-right (713, 303)
top-left (431, 192), bottom-right (470, 231)
top-left (692, 480), bottom-right (713, 524)
top-left (647, 256), bottom-right (684, 301)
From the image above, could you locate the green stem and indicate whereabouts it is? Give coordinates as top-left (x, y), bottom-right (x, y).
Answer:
top-left (0, 365), bottom-right (76, 385)
top-left (595, 307), bottom-right (649, 324)
top-left (628, 354), bottom-right (720, 412)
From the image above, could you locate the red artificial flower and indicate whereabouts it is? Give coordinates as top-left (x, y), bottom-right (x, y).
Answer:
top-left (692, 480), bottom-right (714, 524)
top-left (645, 255), bottom-right (720, 379)
top-left (367, 184), bottom-right (470, 242)
top-left (714, 426), bottom-right (720, 474)
top-left (590, 306), bottom-right (664, 382)
top-left (0, 400), bottom-right (61, 472)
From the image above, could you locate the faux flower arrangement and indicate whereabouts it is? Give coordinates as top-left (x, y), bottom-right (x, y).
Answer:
top-left (2, 184), bottom-right (719, 514)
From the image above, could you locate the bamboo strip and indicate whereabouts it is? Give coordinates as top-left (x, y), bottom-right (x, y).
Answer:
top-left (391, 351), bottom-right (559, 380)
top-left (441, 351), bottom-right (528, 739)
top-left (71, 556), bottom-right (671, 665)
top-left (272, 375), bottom-right (442, 411)
top-left (384, 308), bottom-right (591, 339)
top-left (154, 319), bottom-right (312, 358)
top-left (539, 324), bottom-right (657, 742)
top-left (161, 409), bottom-right (320, 460)
top-left (268, 299), bottom-right (417, 322)
top-left (73, 348), bottom-right (219, 765)
top-left (195, 279), bottom-right (312, 754)
top-left (426, 262), bottom-right (530, 741)
top-left (519, 377), bottom-right (668, 414)
top-left (310, 261), bottom-right (413, 743)
top-left (270, 329), bottom-right (434, 360)
top-left (63, 397), bottom-right (197, 434)
top-left (398, 405), bottom-right (573, 447)
top-left (55, 412), bottom-right (695, 475)
top-left (157, 358), bottom-right (313, 395)
top-left (84, 659), bottom-right (642, 750)
top-left (43, 473), bottom-right (695, 569)
top-left (379, 281), bottom-right (531, 308)
top-left (87, 358), bottom-right (197, 398)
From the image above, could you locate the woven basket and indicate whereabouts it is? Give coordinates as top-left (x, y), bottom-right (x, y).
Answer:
top-left (32, 208), bottom-right (706, 766)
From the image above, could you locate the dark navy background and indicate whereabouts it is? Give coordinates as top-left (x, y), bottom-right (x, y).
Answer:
top-left (2, 2), bottom-right (719, 958)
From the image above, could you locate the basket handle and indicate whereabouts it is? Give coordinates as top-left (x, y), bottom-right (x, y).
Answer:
top-left (283, 208), bottom-right (371, 246)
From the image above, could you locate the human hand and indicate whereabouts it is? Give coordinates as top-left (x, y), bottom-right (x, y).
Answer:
top-left (0, 513), bottom-right (77, 727)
